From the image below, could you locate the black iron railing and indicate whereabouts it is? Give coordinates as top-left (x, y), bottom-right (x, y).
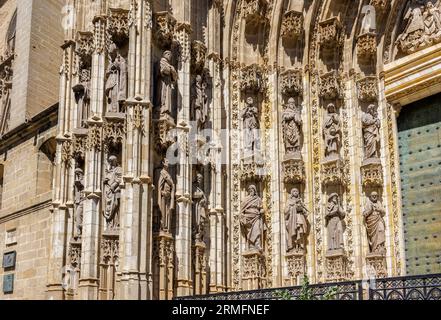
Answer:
top-left (369, 273), bottom-right (441, 300)
top-left (176, 274), bottom-right (441, 300)
top-left (176, 280), bottom-right (363, 300)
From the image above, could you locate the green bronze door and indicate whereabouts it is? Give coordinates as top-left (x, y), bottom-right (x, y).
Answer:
top-left (398, 93), bottom-right (441, 276)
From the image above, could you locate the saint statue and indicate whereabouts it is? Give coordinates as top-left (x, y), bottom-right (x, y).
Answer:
top-left (73, 68), bottom-right (91, 128)
top-left (361, 5), bottom-right (376, 34)
top-left (157, 50), bottom-right (178, 117)
top-left (284, 188), bottom-right (309, 253)
top-left (241, 97), bottom-right (260, 155)
top-left (398, 3), bottom-right (425, 42)
top-left (192, 173), bottom-right (207, 241)
top-left (105, 43), bottom-right (127, 113)
top-left (158, 158), bottom-right (175, 232)
top-left (191, 74), bottom-right (208, 132)
top-left (323, 103), bottom-right (341, 159)
top-left (423, 1), bottom-right (441, 37)
top-left (282, 98), bottom-right (302, 157)
top-left (325, 193), bottom-right (346, 252)
top-left (363, 192), bottom-right (386, 255)
top-left (240, 184), bottom-right (266, 252)
top-left (361, 104), bottom-right (381, 161)
top-left (103, 155), bottom-right (122, 230)
top-left (74, 168), bottom-right (85, 239)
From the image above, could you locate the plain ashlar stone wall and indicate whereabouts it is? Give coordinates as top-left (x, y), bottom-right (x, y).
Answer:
top-left (0, 0), bottom-right (16, 54)
top-left (9, 0), bottom-right (64, 131)
top-left (0, 207), bottom-right (52, 300)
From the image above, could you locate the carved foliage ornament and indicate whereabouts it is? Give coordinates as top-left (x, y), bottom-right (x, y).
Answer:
top-left (281, 11), bottom-right (303, 40)
top-left (154, 11), bottom-right (177, 49)
top-left (357, 33), bottom-right (377, 60)
top-left (319, 70), bottom-right (341, 99)
top-left (280, 69), bottom-right (302, 96)
top-left (191, 40), bottom-right (207, 74)
top-left (100, 237), bottom-right (119, 265)
top-left (356, 76), bottom-right (378, 102)
top-left (319, 17), bottom-right (342, 48)
top-left (242, 0), bottom-right (269, 25)
top-left (107, 8), bottom-right (130, 44)
top-left (76, 32), bottom-right (94, 66)
top-left (241, 64), bottom-right (264, 93)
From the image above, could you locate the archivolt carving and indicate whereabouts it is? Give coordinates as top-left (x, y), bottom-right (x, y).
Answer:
top-left (356, 76), bottom-right (378, 102)
top-left (319, 71), bottom-right (341, 99)
top-left (319, 17), bottom-right (342, 48)
top-left (241, 64), bottom-right (264, 93)
top-left (280, 69), bottom-right (302, 97)
top-left (281, 11), bottom-right (303, 41)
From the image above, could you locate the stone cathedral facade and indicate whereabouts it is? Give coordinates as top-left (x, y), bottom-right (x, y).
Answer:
top-left (0, 0), bottom-right (440, 300)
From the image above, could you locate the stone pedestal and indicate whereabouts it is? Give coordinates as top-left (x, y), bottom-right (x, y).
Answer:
top-left (325, 249), bottom-right (347, 282)
top-left (285, 251), bottom-right (306, 286)
top-left (153, 232), bottom-right (174, 300)
top-left (282, 154), bottom-right (304, 184)
top-left (193, 241), bottom-right (207, 296)
top-left (361, 158), bottom-right (383, 188)
top-left (66, 239), bottom-right (82, 300)
top-left (356, 33), bottom-right (377, 61)
top-left (242, 250), bottom-right (266, 290)
top-left (98, 230), bottom-right (119, 301)
top-left (366, 253), bottom-right (387, 279)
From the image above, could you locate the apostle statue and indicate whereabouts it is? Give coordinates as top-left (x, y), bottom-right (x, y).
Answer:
top-left (325, 193), bottom-right (346, 252)
top-left (282, 98), bottom-right (302, 157)
top-left (284, 188), bottom-right (309, 253)
top-left (397, 2), bottom-right (425, 44)
top-left (105, 43), bottom-right (127, 113)
top-left (241, 96), bottom-right (260, 155)
top-left (240, 184), bottom-right (266, 252)
top-left (360, 5), bottom-right (376, 34)
top-left (191, 74), bottom-right (208, 132)
top-left (73, 68), bottom-right (91, 128)
top-left (323, 103), bottom-right (341, 159)
top-left (363, 192), bottom-right (386, 255)
top-left (192, 173), bottom-right (207, 241)
top-left (103, 155), bottom-right (122, 230)
top-left (361, 104), bottom-right (381, 161)
top-left (423, 1), bottom-right (441, 38)
top-left (158, 158), bottom-right (175, 232)
top-left (74, 168), bottom-right (85, 239)
top-left (157, 50), bottom-right (178, 117)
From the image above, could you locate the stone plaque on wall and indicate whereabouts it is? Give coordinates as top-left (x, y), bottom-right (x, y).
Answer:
top-left (3, 274), bottom-right (14, 294)
top-left (2, 251), bottom-right (16, 269)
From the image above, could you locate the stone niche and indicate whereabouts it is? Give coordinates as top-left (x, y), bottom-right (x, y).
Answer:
top-left (356, 76), bottom-right (378, 102)
top-left (280, 10), bottom-right (303, 41)
top-left (191, 40), bottom-right (207, 74)
top-left (356, 33), bottom-right (377, 61)
top-left (280, 69), bottom-right (302, 97)
top-left (242, 0), bottom-right (269, 27)
top-left (241, 64), bottom-right (264, 93)
top-left (318, 17), bottom-right (342, 49)
top-left (154, 11), bottom-right (177, 49)
top-left (319, 70), bottom-right (341, 100)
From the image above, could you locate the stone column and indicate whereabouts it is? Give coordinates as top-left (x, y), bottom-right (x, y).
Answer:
top-left (47, 40), bottom-right (77, 300)
top-left (174, 22), bottom-right (193, 297)
top-left (78, 16), bottom-right (106, 300)
top-left (119, 0), bottom-right (154, 300)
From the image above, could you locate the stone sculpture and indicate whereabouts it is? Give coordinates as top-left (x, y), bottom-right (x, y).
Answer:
top-left (158, 158), bottom-right (175, 232)
top-left (282, 98), bottom-right (302, 157)
top-left (103, 155), bottom-right (122, 230)
top-left (323, 103), bottom-right (341, 159)
top-left (157, 50), bottom-right (178, 117)
top-left (241, 96), bottom-right (260, 155)
top-left (325, 193), bottom-right (346, 252)
top-left (240, 184), bottom-right (265, 251)
top-left (362, 104), bottom-right (381, 161)
top-left (363, 192), bottom-right (386, 254)
top-left (284, 188), bottom-right (308, 253)
top-left (105, 43), bottom-right (127, 113)
top-left (74, 168), bottom-right (85, 239)
top-left (192, 173), bottom-right (207, 241)
top-left (73, 69), bottom-right (91, 127)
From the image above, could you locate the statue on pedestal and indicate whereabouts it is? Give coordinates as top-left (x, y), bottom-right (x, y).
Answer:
top-left (105, 43), bottom-right (127, 113)
top-left (323, 103), bottom-right (341, 159)
top-left (240, 185), bottom-right (265, 252)
top-left (325, 193), bottom-right (346, 252)
top-left (363, 192), bottom-right (386, 254)
top-left (191, 75), bottom-right (208, 132)
top-left (284, 188), bottom-right (308, 253)
top-left (157, 50), bottom-right (178, 117)
top-left (158, 158), bottom-right (175, 232)
top-left (362, 104), bottom-right (381, 161)
top-left (192, 173), bottom-right (207, 241)
top-left (241, 97), bottom-right (260, 155)
top-left (73, 69), bottom-right (91, 127)
top-left (282, 98), bottom-right (302, 157)
top-left (103, 155), bottom-right (122, 230)
top-left (74, 168), bottom-right (85, 239)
